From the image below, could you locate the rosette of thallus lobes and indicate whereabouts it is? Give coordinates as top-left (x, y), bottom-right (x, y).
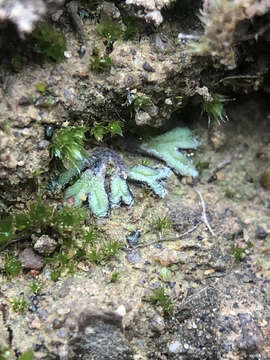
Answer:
top-left (50, 127), bottom-right (200, 218)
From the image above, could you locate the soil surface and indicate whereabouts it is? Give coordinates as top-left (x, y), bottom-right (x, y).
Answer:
top-left (0, 94), bottom-right (270, 359)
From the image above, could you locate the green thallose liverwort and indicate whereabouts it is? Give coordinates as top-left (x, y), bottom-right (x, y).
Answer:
top-left (50, 127), bottom-right (200, 218)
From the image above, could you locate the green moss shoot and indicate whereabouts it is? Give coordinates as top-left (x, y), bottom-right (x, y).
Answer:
top-left (97, 15), bottom-right (123, 42)
top-left (152, 215), bottom-right (172, 233)
top-left (89, 54), bottom-right (112, 73)
top-left (201, 93), bottom-right (229, 125)
top-left (49, 126), bottom-right (88, 170)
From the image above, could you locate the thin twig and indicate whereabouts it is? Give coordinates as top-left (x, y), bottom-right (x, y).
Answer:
top-left (0, 236), bottom-right (31, 252)
top-left (133, 223), bottom-right (200, 249)
top-left (219, 74), bottom-right (260, 83)
top-left (210, 155), bottom-right (231, 174)
top-left (195, 189), bottom-right (216, 237)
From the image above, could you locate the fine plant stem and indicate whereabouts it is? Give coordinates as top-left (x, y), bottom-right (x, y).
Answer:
top-left (133, 223), bottom-right (200, 249)
top-left (195, 189), bottom-right (215, 237)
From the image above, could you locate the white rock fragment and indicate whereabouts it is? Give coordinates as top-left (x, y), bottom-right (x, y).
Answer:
top-left (125, 0), bottom-right (175, 26)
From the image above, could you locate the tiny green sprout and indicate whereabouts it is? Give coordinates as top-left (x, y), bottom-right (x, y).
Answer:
top-left (30, 281), bottom-right (43, 295)
top-left (101, 239), bottom-right (122, 260)
top-left (141, 159), bottom-right (150, 166)
top-left (142, 186), bottom-right (153, 198)
top-left (232, 246), bottom-right (244, 262)
top-left (201, 93), bottom-right (229, 126)
top-left (89, 54), bottom-right (112, 73)
top-left (50, 268), bottom-right (61, 282)
top-left (153, 215), bottom-right (172, 233)
top-left (49, 126), bottom-right (88, 170)
top-left (90, 120), bottom-right (123, 142)
top-left (87, 239), bottom-right (122, 264)
top-left (110, 270), bottom-right (120, 283)
top-left (97, 15), bottom-right (123, 42)
top-left (131, 93), bottom-right (151, 113)
top-left (36, 82), bottom-right (46, 93)
top-left (0, 348), bottom-right (11, 360)
top-left (196, 161), bottom-right (210, 173)
top-left (18, 350), bottom-right (34, 360)
top-left (225, 188), bottom-right (234, 199)
top-left (32, 22), bottom-right (66, 63)
top-left (247, 241), bottom-right (253, 249)
top-left (90, 122), bottom-right (108, 142)
top-left (108, 120), bottom-right (123, 137)
top-left (10, 297), bottom-right (28, 313)
top-left (83, 228), bottom-right (98, 245)
top-left (4, 255), bottom-right (21, 278)
top-left (159, 267), bottom-right (172, 282)
top-left (86, 247), bottom-right (103, 264)
top-left (150, 287), bottom-right (173, 315)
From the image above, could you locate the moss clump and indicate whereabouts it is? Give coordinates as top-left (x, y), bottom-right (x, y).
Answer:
top-left (123, 15), bottom-right (140, 41)
top-left (30, 280), bottom-right (43, 295)
top-left (4, 255), bottom-right (21, 278)
top-left (110, 270), bottom-right (120, 283)
top-left (32, 22), bottom-right (66, 63)
top-left (10, 297), bottom-right (28, 313)
top-left (86, 238), bottom-right (122, 264)
top-left (0, 200), bottom-right (87, 249)
top-left (97, 15), bottom-right (123, 42)
top-left (49, 126), bottom-right (88, 170)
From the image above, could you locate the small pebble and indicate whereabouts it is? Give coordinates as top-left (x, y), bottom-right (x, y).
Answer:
top-left (150, 313), bottom-right (165, 332)
top-left (64, 51), bottom-right (72, 58)
top-left (126, 249), bottom-right (141, 264)
top-left (143, 62), bottom-right (155, 72)
top-left (135, 111), bottom-right (151, 126)
top-left (260, 169), bottom-right (270, 190)
top-left (168, 341), bottom-right (182, 354)
top-left (255, 226), bottom-right (267, 240)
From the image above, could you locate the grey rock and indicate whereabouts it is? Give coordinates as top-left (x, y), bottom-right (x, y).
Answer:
top-left (256, 225), bottom-right (267, 240)
top-left (150, 313), bottom-right (165, 333)
top-left (168, 340), bottom-right (183, 354)
top-left (34, 235), bottom-right (57, 255)
top-left (151, 33), bottom-right (173, 53)
top-left (135, 111), bottom-right (151, 126)
top-left (19, 247), bottom-right (45, 270)
top-left (69, 310), bottom-right (133, 360)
